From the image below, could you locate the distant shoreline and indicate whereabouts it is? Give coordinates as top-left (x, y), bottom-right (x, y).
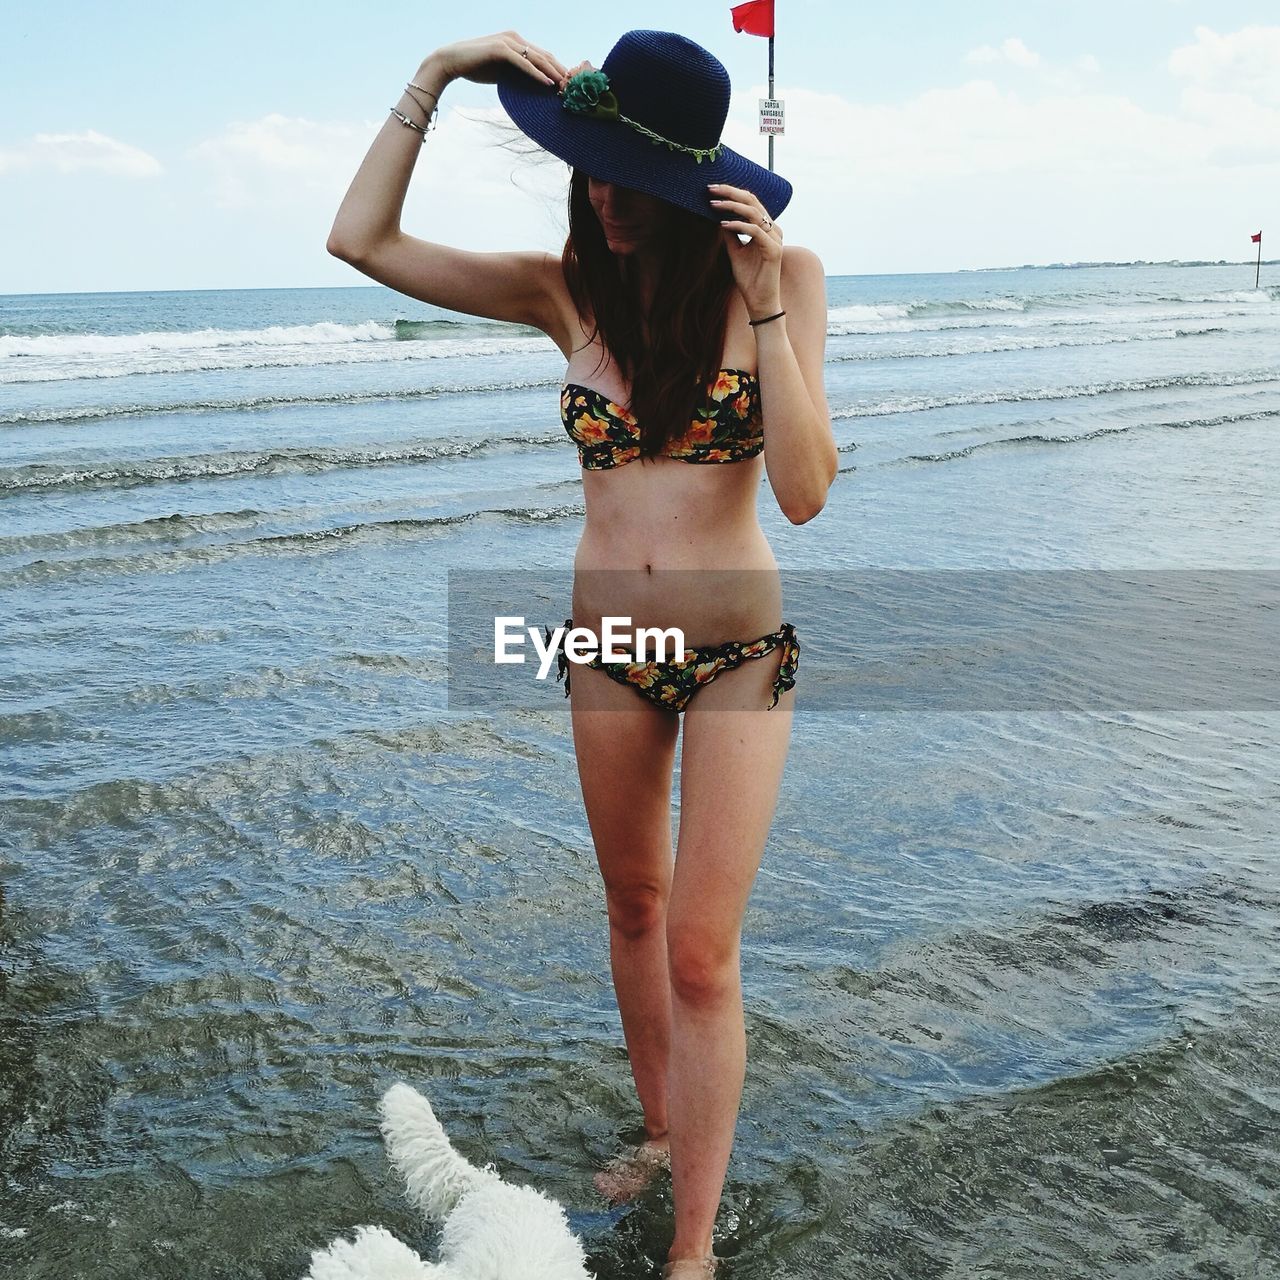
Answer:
top-left (4, 260), bottom-right (1276, 298)
top-left (962, 258), bottom-right (1277, 272)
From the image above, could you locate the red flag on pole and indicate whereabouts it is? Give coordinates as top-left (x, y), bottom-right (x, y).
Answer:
top-left (730, 0), bottom-right (774, 37)
top-left (1252, 232), bottom-right (1263, 243)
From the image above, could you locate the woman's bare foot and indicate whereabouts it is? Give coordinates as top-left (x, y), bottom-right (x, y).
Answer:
top-left (592, 1133), bottom-right (671, 1203)
top-left (661, 1256), bottom-right (720, 1278)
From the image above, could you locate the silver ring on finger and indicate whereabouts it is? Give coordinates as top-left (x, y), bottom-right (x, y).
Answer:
top-left (521, 47), bottom-right (529, 58)
top-left (763, 217), bottom-right (772, 229)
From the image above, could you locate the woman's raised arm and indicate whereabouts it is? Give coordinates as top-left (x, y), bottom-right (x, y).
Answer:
top-left (326, 32), bottom-right (572, 335)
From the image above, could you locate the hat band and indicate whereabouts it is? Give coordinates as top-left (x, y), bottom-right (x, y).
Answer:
top-left (561, 68), bottom-right (725, 165)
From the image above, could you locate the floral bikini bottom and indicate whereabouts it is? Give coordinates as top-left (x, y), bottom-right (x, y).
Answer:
top-left (546, 617), bottom-right (800, 714)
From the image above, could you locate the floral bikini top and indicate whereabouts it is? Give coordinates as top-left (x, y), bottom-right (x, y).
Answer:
top-left (560, 367), bottom-right (764, 470)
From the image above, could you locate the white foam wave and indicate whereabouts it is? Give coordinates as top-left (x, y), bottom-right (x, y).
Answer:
top-left (1165, 289), bottom-right (1276, 304)
top-left (831, 369), bottom-right (1279, 419)
top-left (828, 324), bottom-right (1227, 363)
top-left (0, 319), bottom-right (391, 360)
top-left (960, 297), bottom-right (1026, 311)
top-left (826, 303), bottom-right (913, 326)
top-left (0, 327), bottom-right (557, 383)
top-left (6, 285), bottom-right (1276, 383)
top-left (827, 298), bottom-right (1276, 338)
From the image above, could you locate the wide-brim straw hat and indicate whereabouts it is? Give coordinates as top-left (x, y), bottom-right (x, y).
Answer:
top-left (496, 28), bottom-right (793, 222)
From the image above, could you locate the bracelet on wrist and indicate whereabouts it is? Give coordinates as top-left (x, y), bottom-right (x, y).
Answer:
top-left (389, 82), bottom-right (440, 135)
top-left (407, 80), bottom-right (440, 106)
top-left (748, 309), bottom-right (786, 327)
top-left (390, 105), bottom-right (431, 140)
top-left (390, 82), bottom-right (439, 139)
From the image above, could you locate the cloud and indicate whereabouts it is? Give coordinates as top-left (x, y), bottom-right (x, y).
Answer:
top-left (742, 80), bottom-right (1226, 187)
top-left (181, 26), bottom-right (1280, 275)
top-left (1165, 25), bottom-right (1280, 165)
top-left (965, 38), bottom-right (1041, 70)
top-left (1169, 24), bottom-right (1280, 103)
top-left (731, 23), bottom-right (1279, 268)
top-left (187, 113), bottom-right (369, 209)
top-left (20, 24), bottom-right (1268, 289)
top-left (963, 38), bottom-right (1101, 90)
top-left (185, 105), bottom-right (570, 251)
top-left (0, 129), bottom-right (161, 177)
top-left (815, 26), bottom-right (1280, 190)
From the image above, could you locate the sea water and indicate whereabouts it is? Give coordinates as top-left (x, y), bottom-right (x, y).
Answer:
top-left (1, 266), bottom-right (1277, 1277)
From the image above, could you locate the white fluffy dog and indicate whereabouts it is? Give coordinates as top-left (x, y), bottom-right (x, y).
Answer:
top-left (303, 1081), bottom-right (595, 1280)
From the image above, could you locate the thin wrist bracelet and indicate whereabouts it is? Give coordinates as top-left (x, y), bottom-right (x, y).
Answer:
top-left (390, 82), bottom-right (439, 139)
top-left (406, 81), bottom-right (440, 106)
top-left (748, 309), bottom-right (786, 327)
top-left (390, 105), bottom-right (431, 139)
top-left (404, 82), bottom-right (440, 119)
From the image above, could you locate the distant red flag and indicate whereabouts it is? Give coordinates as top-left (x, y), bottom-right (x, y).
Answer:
top-left (731, 0), bottom-right (774, 38)
top-left (1252, 232), bottom-right (1263, 243)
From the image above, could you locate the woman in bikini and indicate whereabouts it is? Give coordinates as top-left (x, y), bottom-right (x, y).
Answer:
top-left (327, 28), bottom-right (835, 1279)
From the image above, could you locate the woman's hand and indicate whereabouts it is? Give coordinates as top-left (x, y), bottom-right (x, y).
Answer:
top-left (708, 182), bottom-right (784, 320)
top-left (426, 30), bottom-right (570, 92)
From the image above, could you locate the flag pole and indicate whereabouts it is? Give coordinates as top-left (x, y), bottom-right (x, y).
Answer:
top-left (762, 33), bottom-right (773, 172)
top-left (1257, 232), bottom-right (1263, 289)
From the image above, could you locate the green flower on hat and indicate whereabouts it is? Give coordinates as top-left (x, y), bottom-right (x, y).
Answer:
top-left (558, 63), bottom-right (724, 162)
top-left (562, 68), bottom-right (618, 121)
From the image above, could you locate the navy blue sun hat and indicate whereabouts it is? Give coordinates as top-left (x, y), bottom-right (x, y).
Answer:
top-left (496, 29), bottom-right (792, 222)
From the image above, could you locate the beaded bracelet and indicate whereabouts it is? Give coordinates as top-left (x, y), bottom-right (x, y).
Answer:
top-left (748, 310), bottom-right (786, 327)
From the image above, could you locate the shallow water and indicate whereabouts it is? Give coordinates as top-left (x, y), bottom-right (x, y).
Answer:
top-left (2, 266), bottom-right (1278, 1277)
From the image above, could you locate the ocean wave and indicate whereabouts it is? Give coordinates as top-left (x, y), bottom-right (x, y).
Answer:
top-left (825, 298), bottom-right (1028, 331)
top-left (825, 287), bottom-right (1279, 336)
top-left (7, 286), bottom-right (1275, 382)
top-left (252, 502), bottom-right (584, 548)
top-left (13, 327), bottom-right (1238, 424)
top-left (827, 324), bottom-right (1228, 363)
top-left (1155, 287), bottom-right (1280, 304)
top-left (0, 319), bottom-right (390, 357)
top-left (831, 369), bottom-right (1280, 420)
top-left (0, 320), bottom-right (557, 383)
top-left (0, 431), bottom-right (564, 494)
top-left (0, 377), bottom-right (564, 427)
top-left (900, 407), bottom-right (1280, 464)
top-left (0, 501), bottom-right (586, 587)
top-left (825, 308), bottom-right (1089, 337)
top-left (391, 317), bottom-right (517, 340)
top-left (825, 303), bottom-right (913, 325)
top-left (828, 306), bottom-right (1271, 338)
top-left (0, 507), bottom-right (269, 555)
top-left (6, 370), bottom-right (1274, 494)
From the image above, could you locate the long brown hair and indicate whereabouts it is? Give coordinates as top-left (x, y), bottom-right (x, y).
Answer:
top-left (561, 169), bottom-right (737, 461)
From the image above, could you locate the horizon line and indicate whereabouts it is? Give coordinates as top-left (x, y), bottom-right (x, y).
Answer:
top-left (2, 259), bottom-right (1274, 300)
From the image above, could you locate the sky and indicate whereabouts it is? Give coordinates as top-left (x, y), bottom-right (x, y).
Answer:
top-left (2, 1), bottom-right (1277, 293)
